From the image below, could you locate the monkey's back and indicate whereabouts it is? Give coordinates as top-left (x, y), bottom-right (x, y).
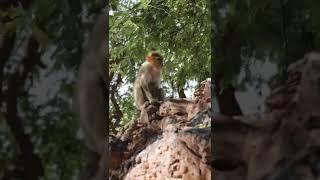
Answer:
top-left (133, 62), bottom-right (160, 110)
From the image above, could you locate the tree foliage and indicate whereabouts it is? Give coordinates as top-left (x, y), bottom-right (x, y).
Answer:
top-left (212, 0), bottom-right (320, 115)
top-left (109, 0), bottom-right (210, 130)
top-left (0, 0), bottom-right (105, 179)
top-left (213, 0), bottom-right (320, 87)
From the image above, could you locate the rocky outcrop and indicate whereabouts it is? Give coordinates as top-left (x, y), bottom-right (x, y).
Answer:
top-left (213, 52), bottom-right (320, 180)
top-left (109, 79), bottom-right (212, 179)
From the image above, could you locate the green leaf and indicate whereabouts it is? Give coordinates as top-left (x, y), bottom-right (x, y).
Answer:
top-left (32, 24), bottom-right (51, 46)
top-left (141, 0), bottom-right (149, 9)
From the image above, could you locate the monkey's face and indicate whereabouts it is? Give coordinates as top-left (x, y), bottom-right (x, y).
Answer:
top-left (146, 52), bottom-right (163, 70)
top-left (153, 56), bottom-right (163, 70)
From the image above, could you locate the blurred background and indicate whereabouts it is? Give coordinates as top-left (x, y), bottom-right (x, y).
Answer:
top-left (213, 0), bottom-right (320, 117)
top-left (2, 0), bottom-right (320, 179)
top-left (0, 1), bottom-right (106, 179)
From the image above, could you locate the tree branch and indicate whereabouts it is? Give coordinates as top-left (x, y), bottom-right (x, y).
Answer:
top-left (110, 73), bottom-right (123, 133)
top-left (4, 37), bottom-right (44, 180)
top-left (0, 32), bottom-right (15, 104)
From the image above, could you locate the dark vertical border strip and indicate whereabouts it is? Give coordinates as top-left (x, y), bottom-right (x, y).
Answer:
top-left (209, 0), bottom-right (214, 179)
top-left (209, 0), bottom-right (213, 178)
top-left (105, 1), bottom-right (110, 179)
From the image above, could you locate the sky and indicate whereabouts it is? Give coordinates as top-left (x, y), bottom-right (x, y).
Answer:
top-left (235, 59), bottom-right (277, 116)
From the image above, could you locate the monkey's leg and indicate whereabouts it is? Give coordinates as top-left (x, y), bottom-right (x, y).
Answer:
top-left (158, 88), bottom-right (165, 100)
top-left (133, 84), bottom-right (147, 111)
top-left (147, 87), bottom-right (162, 107)
top-left (141, 82), bottom-right (161, 105)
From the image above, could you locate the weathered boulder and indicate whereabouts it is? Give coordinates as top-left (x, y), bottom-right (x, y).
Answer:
top-left (109, 79), bottom-right (212, 179)
top-left (213, 52), bottom-right (320, 180)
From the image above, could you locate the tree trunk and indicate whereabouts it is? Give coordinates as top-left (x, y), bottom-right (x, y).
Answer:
top-left (178, 86), bottom-right (186, 98)
top-left (4, 37), bottom-right (44, 180)
top-left (214, 76), bottom-right (242, 116)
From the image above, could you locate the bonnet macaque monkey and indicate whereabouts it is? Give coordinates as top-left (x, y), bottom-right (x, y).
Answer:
top-left (133, 50), bottom-right (164, 111)
top-left (77, 13), bottom-right (107, 180)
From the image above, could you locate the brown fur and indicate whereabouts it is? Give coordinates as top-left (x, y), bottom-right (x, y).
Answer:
top-left (133, 52), bottom-right (164, 110)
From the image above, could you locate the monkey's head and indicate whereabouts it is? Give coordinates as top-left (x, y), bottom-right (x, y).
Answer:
top-left (146, 51), bottom-right (163, 70)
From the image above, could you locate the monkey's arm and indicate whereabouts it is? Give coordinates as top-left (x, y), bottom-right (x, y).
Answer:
top-left (141, 80), bottom-right (161, 101)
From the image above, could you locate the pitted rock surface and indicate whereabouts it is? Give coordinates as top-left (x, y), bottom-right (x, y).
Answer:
top-left (213, 52), bottom-right (320, 180)
top-left (109, 79), bottom-right (212, 179)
